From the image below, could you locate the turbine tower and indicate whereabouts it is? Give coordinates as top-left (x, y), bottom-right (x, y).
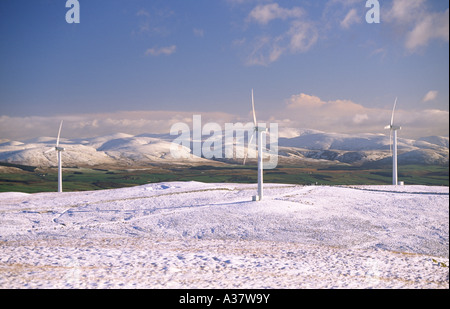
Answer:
top-left (45, 120), bottom-right (65, 192)
top-left (385, 98), bottom-right (401, 185)
top-left (243, 89), bottom-right (267, 201)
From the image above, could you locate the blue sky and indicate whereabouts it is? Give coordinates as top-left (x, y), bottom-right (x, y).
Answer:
top-left (0, 0), bottom-right (448, 140)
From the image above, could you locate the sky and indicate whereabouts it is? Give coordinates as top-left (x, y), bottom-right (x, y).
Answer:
top-left (0, 0), bottom-right (448, 140)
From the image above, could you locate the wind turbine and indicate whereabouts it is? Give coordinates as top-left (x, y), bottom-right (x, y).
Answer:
top-left (45, 120), bottom-right (65, 192)
top-left (384, 98), bottom-right (401, 185)
top-left (243, 89), bottom-right (267, 201)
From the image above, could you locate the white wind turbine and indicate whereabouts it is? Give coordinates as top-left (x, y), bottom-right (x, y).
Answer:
top-left (243, 89), bottom-right (267, 201)
top-left (384, 98), bottom-right (401, 185)
top-left (45, 120), bottom-right (65, 192)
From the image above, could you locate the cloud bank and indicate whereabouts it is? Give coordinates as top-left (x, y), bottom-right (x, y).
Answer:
top-left (0, 111), bottom-right (238, 141)
top-left (1, 94), bottom-right (448, 141)
top-left (268, 93), bottom-right (449, 139)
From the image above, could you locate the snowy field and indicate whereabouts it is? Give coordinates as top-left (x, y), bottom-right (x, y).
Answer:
top-left (0, 182), bottom-right (448, 289)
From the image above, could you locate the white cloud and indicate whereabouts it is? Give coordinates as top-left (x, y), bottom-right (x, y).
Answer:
top-left (243, 3), bottom-right (318, 66)
top-left (0, 111), bottom-right (239, 141)
top-left (340, 8), bottom-right (360, 29)
top-left (287, 20), bottom-right (318, 53)
top-left (369, 47), bottom-right (387, 59)
top-left (136, 9), bottom-right (150, 17)
top-left (133, 7), bottom-right (174, 37)
top-left (236, 0), bottom-right (448, 64)
top-left (405, 9), bottom-right (449, 51)
top-left (278, 93), bottom-right (382, 134)
top-left (385, 0), bottom-right (425, 23)
top-left (353, 113), bottom-right (369, 124)
top-left (245, 36), bottom-right (286, 66)
top-left (271, 93), bottom-right (449, 138)
top-left (1, 93), bottom-right (448, 141)
top-left (145, 45), bottom-right (177, 56)
top-left (247, 3), bottom-right (303, 25)
top-left (226, 0), bottom-right (272, 5)
top-left (193, 28), bottom-right (205, 37)
top-left (385, 0), bottom-right (449, 52)
top-left (422, 90), bottom-right (438, 102)
top-left (322, 0), bottom-right (363, 31)
top-left (286, 93), bottom-right (325, 109)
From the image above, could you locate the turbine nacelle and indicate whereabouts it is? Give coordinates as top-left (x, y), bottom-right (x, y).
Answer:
top-left (55, 146), bottom-right (65, 152)
top-left (384, 125), bottom-right (401, 130)
top-left (254, 125), bottom-right (268, 133)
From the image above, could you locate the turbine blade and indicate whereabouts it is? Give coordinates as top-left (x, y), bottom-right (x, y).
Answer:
top-left (56, 120), bottom-right (63, 147)
top-left (243, 132), bottom-right (255, 166)
top-left (390, 97), bottom-right (397, 126)
top-left (251, 89), bottom-right (257, 126)
top-left (44, 148), bottom-right (55, 154)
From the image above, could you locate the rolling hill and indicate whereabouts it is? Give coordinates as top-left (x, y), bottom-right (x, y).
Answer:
top-left (0, 182), bottom-right (448, 288)
top-left (0, 129), bottom-right (448, 168)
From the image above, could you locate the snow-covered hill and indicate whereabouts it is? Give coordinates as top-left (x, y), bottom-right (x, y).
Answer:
top-left (0, 129), bottom-right (448, 167)
top-left (278, 131), bottom-right (449, 165)
top-left (0, 182), bottom-right (448, 288)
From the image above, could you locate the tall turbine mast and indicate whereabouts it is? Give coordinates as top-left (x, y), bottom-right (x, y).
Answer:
top-left (384, 98), bottom-right (401, 185)
top-left (243, 89), bottom-right (267, 201)
top-left (56, 120), bottom-right (65, 192)
top-left (45, 120), bottom-right (65, 192)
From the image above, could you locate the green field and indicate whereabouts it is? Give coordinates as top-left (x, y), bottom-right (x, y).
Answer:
top-left (0, 162), bottom-right (448, 193)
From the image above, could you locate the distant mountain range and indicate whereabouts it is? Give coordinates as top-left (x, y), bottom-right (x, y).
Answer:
top-left (0, 129), bottom-right (448, 168)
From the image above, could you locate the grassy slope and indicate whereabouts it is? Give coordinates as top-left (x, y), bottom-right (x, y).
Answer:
top-left (0, 163), bottom-right (448, 193)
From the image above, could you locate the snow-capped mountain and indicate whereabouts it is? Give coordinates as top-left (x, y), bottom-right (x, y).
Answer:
top-left (0, 129), bottom-right (448, 168)
top-left (277, 131), bottom-right (449, 165)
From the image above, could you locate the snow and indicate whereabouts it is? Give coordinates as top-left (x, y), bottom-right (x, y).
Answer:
top-left (0, 182), bottom-right (448, 289)
top-left (1, 130), bottom-right (448, 167)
